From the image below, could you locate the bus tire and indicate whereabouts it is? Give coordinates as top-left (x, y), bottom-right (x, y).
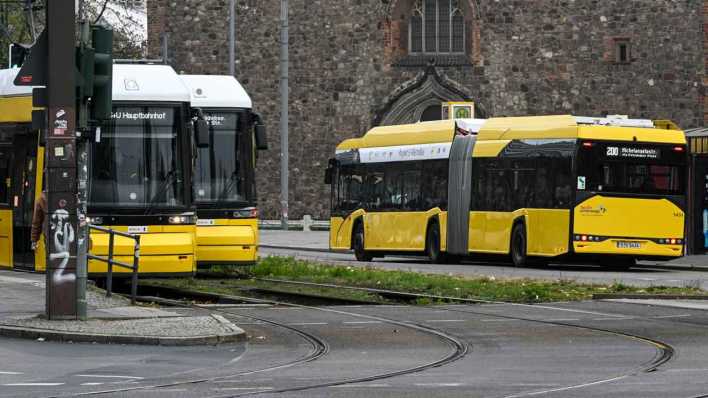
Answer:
top-left (352, 223), bottom-right (373, 262)
top-left (426, 223), bottom-right (447, 264)
top-left (510, 222), bottom-right (528, 267)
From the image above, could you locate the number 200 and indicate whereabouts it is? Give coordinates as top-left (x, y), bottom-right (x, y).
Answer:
top-left (607, 147), bottom-right (619, 156)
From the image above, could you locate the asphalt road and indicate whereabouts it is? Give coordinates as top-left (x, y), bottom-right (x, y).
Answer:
top-left (260, 246), bottom-right (708, 290)
top-left (1, 299), bottom-right (708, 397)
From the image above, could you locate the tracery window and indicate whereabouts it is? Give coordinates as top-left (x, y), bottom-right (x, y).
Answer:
top-left (409, 0), bottom-right (465, 54)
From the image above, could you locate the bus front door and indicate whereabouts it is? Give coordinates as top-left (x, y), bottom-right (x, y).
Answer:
top-left (10, 133), bottom-right (38, 271)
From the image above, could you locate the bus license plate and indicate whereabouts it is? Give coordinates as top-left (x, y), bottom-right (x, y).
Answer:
top-left (128, 226), bottom-right (148, 234)
top-left (616, 241), bottom-right (641, 249)
top-left (197, 219), bottom-right (215, 226)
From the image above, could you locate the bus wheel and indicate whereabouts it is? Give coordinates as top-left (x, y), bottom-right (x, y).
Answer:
top-left (353, 223), bottom-right (373, 262)
top-left (426, 223), bottom-right (447, 264)
top-left (510, 223), bottom-right (528, 267)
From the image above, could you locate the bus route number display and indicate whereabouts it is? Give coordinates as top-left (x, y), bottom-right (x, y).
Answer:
top-left (605, 146), bottom-right (660, 159)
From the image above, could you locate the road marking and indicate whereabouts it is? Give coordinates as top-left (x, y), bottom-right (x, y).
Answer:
top-left (75, 375), bottom-right (144, 380)
top-left (503, 375), bottom-right (628, 398)
top-left (80, 383), bottom-right (104, 386)
top-left (214, 387), bottom-right (274, 391)
top-left (515, 304), bottom-right (627, 318)
top-left (415, 383), bottom-right (463, 387)
top-left (542, 318), bottom-right (580, 322)
top-left (286, 322), bottom-right (328, 326)
top-left (592, 317), bottom-right (634, 321)
top-left (480, 319), bottom-right (522, 322)
top-left (331, 384), bottom-right (390, 388)
top-left (426, 319), bottom-right (466, 323)
top-left (0, 371), bottom-right (23, 375)
top-left (343, 321), bottom-right (382, 324)
top-left (665, 368), bottom-right (708, 372)
top-left (652, 314), bottom-right (691, 319)
top-left (3, 383), bottom-right (65, 386)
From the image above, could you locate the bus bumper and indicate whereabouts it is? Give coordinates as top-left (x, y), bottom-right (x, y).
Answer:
top-left (196, 222), bottom-right (258, 265)
top-left (89, 230), bottom-right (197, 275)
top-left (573, 240), bottom-right (683, 258)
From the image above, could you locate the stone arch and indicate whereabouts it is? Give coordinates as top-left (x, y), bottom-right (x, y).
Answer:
top-left (373, 66), bottom-right (487, 126)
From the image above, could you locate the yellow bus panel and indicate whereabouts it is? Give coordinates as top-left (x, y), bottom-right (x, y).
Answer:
top-left (526, 209), bottom-right (570, 257)
top-left (89, 254), bottom-right (195, 275)
top-left (578, 125), bottom-right (686, 144)
top-left (330, 210), bottom-right (364, 250)
top-left (574, 196), bottom-right (684, 239)
top-left (365, 211), bottom-right (430, 251)
top-left (573, 240), bottom-right (683, 257)
top-left (472, 140), bottom-right (511, 158)
top-left (478, 115), bottom-right (578, 141)
top-left (0, 209), bottom-right (11, 268)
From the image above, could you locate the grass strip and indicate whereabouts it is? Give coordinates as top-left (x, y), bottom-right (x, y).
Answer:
top-left (147, 256), bottom-right (705, 304)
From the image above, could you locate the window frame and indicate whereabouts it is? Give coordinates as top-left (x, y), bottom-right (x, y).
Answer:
top-left (409, 0), bottom-right (466, 56)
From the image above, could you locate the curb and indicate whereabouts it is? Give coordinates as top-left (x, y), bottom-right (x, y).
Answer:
top-left (593, 293), bottom-right (708, 300)
top-left (260, 244), bottom-right (349, 254)
top-left (0, 320), bottom-right (247, 346)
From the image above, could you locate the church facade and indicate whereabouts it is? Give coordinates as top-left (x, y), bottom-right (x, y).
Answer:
top-left (148, 0), bottom-right (706, 219)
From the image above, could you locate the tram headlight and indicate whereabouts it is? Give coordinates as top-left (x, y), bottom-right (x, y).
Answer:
top-left (233, 208), bottom-right (258, 219)
top-left (168, 216), bottom-right (190, 225)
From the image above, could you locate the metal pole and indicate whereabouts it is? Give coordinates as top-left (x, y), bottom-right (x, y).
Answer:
top-left (131, 236), bottom-right (140, 306)
top-left (279, 0), bottom-right (289, 230)
top-left (106, 232), bottom-right (114, 298)
top-left (45, 0), bottom-right (78, 320)
top-left (229, 0), bottom-right (235, 76)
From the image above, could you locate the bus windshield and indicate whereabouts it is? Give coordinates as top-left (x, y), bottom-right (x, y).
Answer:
top-left (194, 112), bottom-right (247, 204)
top-left (89, 106), bottom-right (185, 209)
top-left (577, 141), bottom-right (686, 196)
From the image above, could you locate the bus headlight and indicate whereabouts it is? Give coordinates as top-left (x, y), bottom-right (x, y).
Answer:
top-left (88, 217), bottom-right (103, 225)
top-left (233, 208), bottom-right (258, 219)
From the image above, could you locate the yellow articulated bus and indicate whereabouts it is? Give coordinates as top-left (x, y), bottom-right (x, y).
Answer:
top-left (0, 64), bottom-right (199, 277)
top-left (326, 115), bottom-right (687, 268)
top-left (180, 75), bottom-right (267, 267)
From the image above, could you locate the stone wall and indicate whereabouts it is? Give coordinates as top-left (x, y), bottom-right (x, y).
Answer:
top-left (148, 0), bottom-right (705, 220)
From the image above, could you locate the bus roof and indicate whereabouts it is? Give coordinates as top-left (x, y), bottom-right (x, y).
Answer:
top-left (180, 75), bottom-right (252, 109)
top-left (113, 64), bottom-right (190, 102)
top-left (338, 115), bottom-right (685, 150)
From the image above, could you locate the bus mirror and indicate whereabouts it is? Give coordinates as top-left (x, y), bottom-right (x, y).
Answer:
top-left (255, 123), bottom-right (268, 150)
top-left (324, 167), bottom-right (333, 185)
top-left (195, 119), bottom-right (209, 148)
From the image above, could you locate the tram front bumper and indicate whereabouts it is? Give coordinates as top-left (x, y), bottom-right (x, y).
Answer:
top-left (196, 224), bottom-right (257, 265)
top-left (89, 231), bottom-right (196, 276)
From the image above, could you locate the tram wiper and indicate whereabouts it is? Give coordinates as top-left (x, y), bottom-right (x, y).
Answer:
top-left (217, 170), bottom-right (240, 203)
top-left (143, 170), bottom-right (178, 215)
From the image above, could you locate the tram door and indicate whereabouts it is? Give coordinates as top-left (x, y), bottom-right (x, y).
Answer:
top-left (10, 132), bottom-right (38, 270)
top-left (0, 139), bottom-right (12, 267)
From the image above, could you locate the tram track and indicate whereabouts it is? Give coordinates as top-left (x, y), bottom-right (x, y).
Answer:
top-left (49, 281), bottom-right (678, 398)
top-left (156, 283), bottom-right (677, 398)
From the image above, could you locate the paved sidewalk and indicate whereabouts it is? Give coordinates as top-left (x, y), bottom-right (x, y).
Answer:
top-left (0, 271), bottom-right (245, 345)
top-left (260, 229), bottom-right (331, 251)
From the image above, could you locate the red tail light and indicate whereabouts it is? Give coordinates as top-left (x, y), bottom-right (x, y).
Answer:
top-left (582, 142), bottom-right (594, 148)
top-left (673, 146), bottom-right (685, 152)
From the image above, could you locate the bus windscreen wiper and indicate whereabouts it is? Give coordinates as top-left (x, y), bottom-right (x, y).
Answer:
top-left (144, 170), bottom-right (178, 215)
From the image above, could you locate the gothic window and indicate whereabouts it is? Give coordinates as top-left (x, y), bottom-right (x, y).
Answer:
top-left (409, 0), bottom-right (465, 55)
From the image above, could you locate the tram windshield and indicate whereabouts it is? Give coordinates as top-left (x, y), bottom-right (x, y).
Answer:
top-left (194, 111), bottom-right (247, 204)
top-left (89, 106), bottom-right (185, 209)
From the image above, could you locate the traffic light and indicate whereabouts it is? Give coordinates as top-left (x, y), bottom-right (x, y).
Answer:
top-left (75, 24), bottom-right (113, 129)
top-left (9, 43), bottom-right (30, 68)
top-left (91, 26), bottom-right (113, 121)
